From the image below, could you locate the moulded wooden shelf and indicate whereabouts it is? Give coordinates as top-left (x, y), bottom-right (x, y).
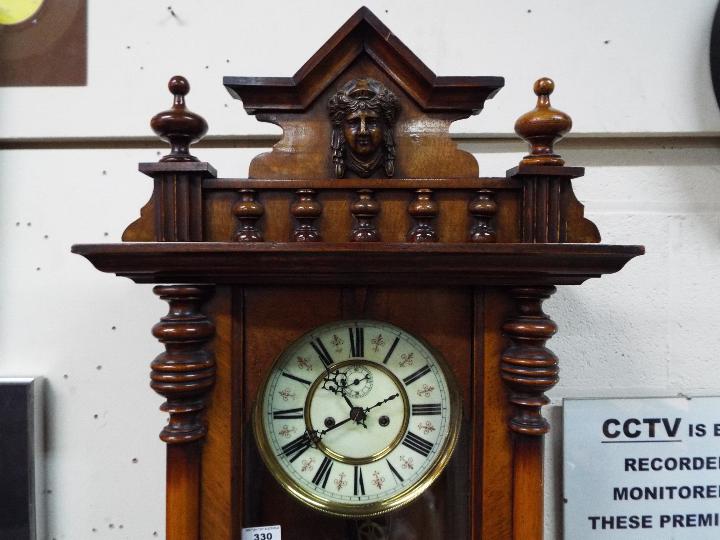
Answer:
top-left (72, 242), bottom-right (644, 286)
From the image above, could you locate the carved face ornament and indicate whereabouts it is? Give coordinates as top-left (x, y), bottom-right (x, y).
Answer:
top-left (328, 78), bottom-right (399, 178)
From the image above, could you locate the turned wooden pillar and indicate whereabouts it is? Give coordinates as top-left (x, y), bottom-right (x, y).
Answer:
top-left (291, 189), bottom-right (322, 241)
top-left (407, 188), bottom-right (438, 242)
top-left (151, 285), bottom-right (216, 540)
top-left (350, 189), bottom-right (380, 242)
top-left (233, 189), bottom-right (264, 242)
top-left (500, 286), bottom-right (558, 540)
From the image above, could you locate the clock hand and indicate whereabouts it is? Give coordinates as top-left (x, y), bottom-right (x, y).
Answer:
top-left (341, 392), bottom-right (354, 409)
top-left (363, 392), bottom-right (400, 414)
top-left (321, 368), bottom-right (348, 395)
top-left (277, 417), bottom-right (355, 458)
top-left (319, 416), bottom-right (353, 437)
top-left (321, 369), bottom-right (361, 410)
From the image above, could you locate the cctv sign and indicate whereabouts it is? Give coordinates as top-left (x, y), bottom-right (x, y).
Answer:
top-left (563, 397), bottom-right (720, 539)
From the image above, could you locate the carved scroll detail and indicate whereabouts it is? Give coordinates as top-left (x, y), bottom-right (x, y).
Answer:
top-left (500, 286), bottom-right (558, 436)
top-left (151, 285), bottom-right (216, 444)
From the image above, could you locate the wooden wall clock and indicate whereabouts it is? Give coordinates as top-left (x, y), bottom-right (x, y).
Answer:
top-left (73, 7), bottom-right (643, 540)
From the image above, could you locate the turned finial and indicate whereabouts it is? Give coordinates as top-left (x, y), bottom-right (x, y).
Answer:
top-left (151, 75), bottom-right (208, 162)
top-left (514, 78), bottom-right (572, 166)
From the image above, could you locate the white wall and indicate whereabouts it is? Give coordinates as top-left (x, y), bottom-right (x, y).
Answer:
top-left (2, 0), bottom-right (720, 139)
top-left (1, 1), bottom-right (719, 538)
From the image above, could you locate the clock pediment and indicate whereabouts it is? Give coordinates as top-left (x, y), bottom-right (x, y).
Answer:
top-left (224, 7), bottom-right (505, 179)
top-left (224, 7), bottom-right (504, 115)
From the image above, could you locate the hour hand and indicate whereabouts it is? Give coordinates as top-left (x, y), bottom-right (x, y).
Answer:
top-left (321, 370), bottom-right (357, 409)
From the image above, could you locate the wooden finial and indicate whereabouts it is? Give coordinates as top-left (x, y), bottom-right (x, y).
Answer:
top-left (514, 78), bottom-right (572, 166)
top-left (151, 75), bottom-right (208, 162)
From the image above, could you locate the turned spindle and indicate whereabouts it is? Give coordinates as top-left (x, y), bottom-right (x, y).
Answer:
top-left (150, 285), bottom-right (215, 540)
top-left (350, 189), bottom-right (380, 242)
top-left (291, 189), bottom-right (322, 241)
top-left (469, 189), bottom-right (497, 242)
top-left (232, 189), bottom-right (264, 242)
top-left (150, 285), bottom-right (216, 444)
top-left (150, 75), bottom-right (208, 162)
top-left (514, 78), bottom-right (572, 167)
top-left (407, 189), bottom-right (438, 242)
top-left (500, 286), bottom-right (559, 436)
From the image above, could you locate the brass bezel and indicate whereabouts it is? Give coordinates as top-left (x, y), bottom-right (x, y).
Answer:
top-left (252, 319), bottom-right (463, 518)
top-left (303, 359), bottom-right (410, 465)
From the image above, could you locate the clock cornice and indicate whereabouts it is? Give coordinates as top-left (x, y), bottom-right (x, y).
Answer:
top-left (223, 6), bottom-right (504, 114)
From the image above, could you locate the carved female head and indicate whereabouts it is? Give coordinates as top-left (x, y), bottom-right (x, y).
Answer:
top-left (328, 78), bottom-right (399, 178)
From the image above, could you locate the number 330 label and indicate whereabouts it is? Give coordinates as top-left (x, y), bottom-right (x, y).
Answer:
top-left (242, 525), bottom-right (281, 540)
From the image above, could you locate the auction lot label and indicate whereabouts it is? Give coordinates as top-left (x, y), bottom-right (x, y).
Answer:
top-left (564, 397), bottom-right (720, 539)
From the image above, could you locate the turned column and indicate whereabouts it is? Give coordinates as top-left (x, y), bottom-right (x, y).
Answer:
top-left (500, 286), bottom-right (558, 540)
top-left (151, 285), bottom-right (216, 540)
top-left (291, 189), bottom-right (322, 241)
top-left (407, 188), bottom-right (438, 242)
top-left (350, 189), bottom-right (380, 242)
top-left (468, 189), bottom-right (497, 243)
top-left (233, 189), bottom-right (264, 242)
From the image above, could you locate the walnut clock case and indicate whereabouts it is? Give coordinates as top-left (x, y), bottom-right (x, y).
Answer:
top-left (73, 8), bottom-right (643, 540)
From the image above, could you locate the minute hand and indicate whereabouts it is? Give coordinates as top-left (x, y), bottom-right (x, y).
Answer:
top-left (363, 392), bottom-right (400, 413)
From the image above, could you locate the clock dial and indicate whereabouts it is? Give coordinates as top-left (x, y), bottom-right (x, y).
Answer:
top-left (253, 320), bottom-right (461, 517)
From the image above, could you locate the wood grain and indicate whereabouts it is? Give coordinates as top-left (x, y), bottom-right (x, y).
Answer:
top-left (200, 287), bottom-right (234, 540)
top-left (73, 242), bottom-right (644, 286)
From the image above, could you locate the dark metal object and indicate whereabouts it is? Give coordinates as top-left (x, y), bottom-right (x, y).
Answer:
top-left (710, 1), bottom-right (720, 110)
top-left (0, 378), bottom-right (44, 539)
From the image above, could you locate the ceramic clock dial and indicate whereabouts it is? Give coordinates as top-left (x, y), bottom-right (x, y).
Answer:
top-left (254, 320), bottom-right (461, 517)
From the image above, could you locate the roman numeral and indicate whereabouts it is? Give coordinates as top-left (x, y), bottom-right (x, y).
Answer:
top-left (387, 459), bottom-right (403, 483)
top-left (383, 337), bottom-right (400, 364)
top-left (310, 338), bottom-right (334, 368)
top-left (312, 456), bottom-right (333, 489)
top-left (281, 372), bottom-right (311, 386)
top-left (272, 407), bottom-right (304, 420)
top-left (402, 432), bottom-right (433, 457)
top-left (411, 403), bottom-right (441, 416)
top-left (403, 365), bottom-right (431, 386)
top-left (349, 327), bottom-right (364, 357)
top-left (280, 433), bottom-right (312, 462)
top-left (354, 465), bottom-right (365, 496)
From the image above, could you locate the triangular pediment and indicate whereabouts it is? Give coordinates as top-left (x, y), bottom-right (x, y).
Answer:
top-left (224, 7), bottom-right (503, 114)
